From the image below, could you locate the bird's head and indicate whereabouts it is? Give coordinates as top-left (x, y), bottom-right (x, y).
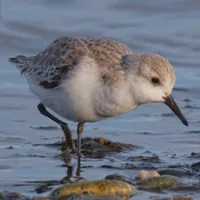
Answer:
top-left (123, 53), bottom-right (188, 126)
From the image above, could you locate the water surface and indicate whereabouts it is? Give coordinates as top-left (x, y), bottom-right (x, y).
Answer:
top-left (0, 0), bottom-right (200, 199)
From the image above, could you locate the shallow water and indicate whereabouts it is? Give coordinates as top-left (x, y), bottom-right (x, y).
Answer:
top-left (0, 0), bottom-right (200, 199)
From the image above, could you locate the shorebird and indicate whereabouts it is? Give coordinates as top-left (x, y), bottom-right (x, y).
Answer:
top-left (9, 36), bottom-right (188, 155)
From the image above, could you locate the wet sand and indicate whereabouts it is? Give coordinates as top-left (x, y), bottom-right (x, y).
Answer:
top-left (0, 0), bottom-right (200, 199)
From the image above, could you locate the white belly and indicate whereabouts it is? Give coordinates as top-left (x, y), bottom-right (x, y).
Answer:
top-left (27, 56), bottom-right (136, 122)
top-left (29, 81), bottom-right (103, 123)
top-left (29, 85), bottom-right (78, 122)
top-left (28, 83), bottom-right (136, 123)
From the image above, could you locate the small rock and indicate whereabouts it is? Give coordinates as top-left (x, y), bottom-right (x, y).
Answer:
top-left (51, 180), bottom-right (136, 200)
top-left (105, 174), bottom-right (126, 182)
top-left (191, 161), bottom-right (200, 170)
top-left (59, 193), bottom-right (121, 200)
top-left (153, 196), bottom-right (192, 200)
top-left (126, 154), bottom-right (161, 163)
top-left (36, 184), bottom-right (53, 193)
top-left (60, 137), bottom-right (134, 157)
top-left (76, 137), bottom-right (134, 152)
top-left (136, 170), bottom-right (160, 180)
top-left (0, 192), bottom-right (6, 199)
top-left (136, 175), bottom-right (180, 190)
top-left (0, 192), bottom-right (22, 200)
top-left (170, 196), bottom-right (193, 200)
top-left (171, 182), bottom-right (200, 192)
top-left (6, 146), bottom-right (14, 149)
top-left (190, 152), bottom-right (199, 158)
top-left (30, 126), bottom-right (58, 130)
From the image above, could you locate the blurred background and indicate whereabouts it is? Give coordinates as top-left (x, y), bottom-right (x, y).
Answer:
top-left (0, 0), bottom-right (200, 199)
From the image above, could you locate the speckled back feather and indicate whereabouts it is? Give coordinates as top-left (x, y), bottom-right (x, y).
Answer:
top-left (9, 36), bottom-right (133, 88)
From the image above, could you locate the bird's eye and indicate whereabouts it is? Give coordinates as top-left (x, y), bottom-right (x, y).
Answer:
top-left (151, 77), bottom-right (160, 85)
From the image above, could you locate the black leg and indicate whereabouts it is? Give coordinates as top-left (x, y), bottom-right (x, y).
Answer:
top-left (60, 124), bottom-right (75, 151)
top-left (37, 103), bottom-right (75, 150)
top-left (76, 154), bottom-right (81, 177)
top-left (77, 122), bottom-right (85, 156)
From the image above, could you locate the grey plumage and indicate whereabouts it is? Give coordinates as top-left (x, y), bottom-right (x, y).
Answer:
top-left (9, 36), bottom-right (133, 88)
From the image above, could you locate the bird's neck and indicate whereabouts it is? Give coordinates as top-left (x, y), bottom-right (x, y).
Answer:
top-left (95, 81), bottom-right (139, 118)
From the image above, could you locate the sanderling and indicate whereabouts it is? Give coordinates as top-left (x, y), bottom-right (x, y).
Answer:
top-left (9, 36), bottom-right (188, 155)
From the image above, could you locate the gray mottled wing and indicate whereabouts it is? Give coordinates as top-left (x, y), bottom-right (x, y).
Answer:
top-left (30, 37), bottom-right (87, 89)
top-left (26, 36), bottom-right (133, 89)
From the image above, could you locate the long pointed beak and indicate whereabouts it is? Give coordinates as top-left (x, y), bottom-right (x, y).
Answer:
top-left (163, 95), bottom-right (188, 126)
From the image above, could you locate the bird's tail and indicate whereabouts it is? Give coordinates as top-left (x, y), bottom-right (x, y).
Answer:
top-left (8, 55), bottom-right (31, 73)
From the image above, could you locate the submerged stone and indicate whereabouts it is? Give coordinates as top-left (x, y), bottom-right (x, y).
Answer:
top-left (169, 196), bottom-right (192, 200)
top-left (51, 180), bottom-right (136, 200)
top-left (171, 182), bottom-right (200, 192)
top-left (126, 154), bottom-right (161, 163)
top-left (61, 137), bottom-right (134, 158)
top-left (191, 161), bottom-right (200, 170)
top-left (136, 175), bottom-right (180, 190)
top-left (158, 168), bottom-right (192, 177)
top-left (59, 193), bottom-right (121, 200)
top-left (0, 192), bottom-right (51, 200)
top-left (36, 184), bottom-right (53, 193)
top-left (105, 173), bottom-right (126, 182)
top-left (153, 196), bottom-right (192, 200)
top-left (63, 137), bottom-right (134, 151)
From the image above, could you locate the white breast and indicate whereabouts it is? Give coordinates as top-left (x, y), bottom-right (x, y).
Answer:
top-left (27, 56), bottom-right (137, 122)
